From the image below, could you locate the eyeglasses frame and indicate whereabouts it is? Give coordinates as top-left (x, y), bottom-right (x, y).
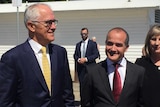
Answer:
top-left (32, 19), bottom-right (58, 28)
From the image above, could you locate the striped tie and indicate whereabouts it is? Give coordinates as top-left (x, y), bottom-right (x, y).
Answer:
top-left (41, 46), bottom-right (51, 92)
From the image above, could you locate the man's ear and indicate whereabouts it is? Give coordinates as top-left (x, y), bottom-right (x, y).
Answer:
top-left (27, 21), bottom-right (35, 32)
top-left (125, 45), bottom-right (129, 52)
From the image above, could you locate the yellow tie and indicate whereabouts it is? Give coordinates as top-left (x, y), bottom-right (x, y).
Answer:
top-left (41, 46), bottom-right (51, 92)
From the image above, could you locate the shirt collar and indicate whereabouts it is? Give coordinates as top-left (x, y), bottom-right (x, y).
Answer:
top-left (28, 38), bottom-right (48, 54)
top-left (82, 38), bottom-right (89, 43)
top-left (107, 57), bottom-right (127, 67)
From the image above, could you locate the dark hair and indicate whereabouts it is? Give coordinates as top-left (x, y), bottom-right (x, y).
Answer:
top-left (81, 27), bottom-right (89, 33)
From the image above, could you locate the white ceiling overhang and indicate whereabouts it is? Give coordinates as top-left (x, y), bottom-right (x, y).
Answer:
top-left (0, 0), bottom-right (160, 13)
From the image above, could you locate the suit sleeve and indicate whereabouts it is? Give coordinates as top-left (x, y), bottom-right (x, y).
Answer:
top-left (63, 48), bottom-right (75, 107)
top-left (81, 66), bottom-right (94, 107)
top-left (136, 64), bottom-right (145, 107)
top-left (0, 59), bottom-right (18, 107)
top-left (86, 41), bottom-right (99, 63)
top-left (73, 43), bottom-right (80, 62)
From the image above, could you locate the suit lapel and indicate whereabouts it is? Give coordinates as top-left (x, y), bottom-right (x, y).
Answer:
top-left (49, 44), bottom-right (58, 96)
top-left (23, 41), bottom-right (49, 92)
top-left (120, 61), bottom-right (134, 99)
top-left (85, 40), bottom-right (91, 56)
top-left (79, 41), bottom-right (82, 56)
top-left (85, 40), bottom-right (90, 54)
top-left (98, 60), bottom-right (115, 101)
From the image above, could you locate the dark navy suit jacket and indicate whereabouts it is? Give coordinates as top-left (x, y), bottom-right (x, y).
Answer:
top-left (0, 40), bottom-right (75, 107)
top-left (73, 39), bottom-right (99, 83)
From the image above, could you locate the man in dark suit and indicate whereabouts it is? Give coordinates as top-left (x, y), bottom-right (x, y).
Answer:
top-left (73, 28), bottom-right (99, 84)
top-left (81, 27), bottom-right (145, 107)
top-left (73, 28), bottom-right (99, 102)
top-left (0, 3), bottom-right (74, 107)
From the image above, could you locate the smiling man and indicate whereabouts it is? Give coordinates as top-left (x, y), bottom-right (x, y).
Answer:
top-left (0, 3), bottom-right (74, 107)
top-left (81, 27), bottom-right (145, 107)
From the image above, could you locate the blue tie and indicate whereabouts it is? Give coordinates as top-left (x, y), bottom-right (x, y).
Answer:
top-left (82, 42), bottom-right (86, 58)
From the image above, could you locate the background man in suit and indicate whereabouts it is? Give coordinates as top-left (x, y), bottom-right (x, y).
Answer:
top-left (81, 27), bottom-right (145, 107)
top-left (0, 3), bottom-right (75, 107)
top-left (73, 27), bottom-right (99, 99)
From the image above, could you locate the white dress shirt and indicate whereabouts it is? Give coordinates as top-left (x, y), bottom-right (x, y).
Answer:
top-left (80, 38), bottom-right (89, 58)
top-left (28, 38), bottom-right (51, 73)
top-left (107, 57), bottom-right (127, 90)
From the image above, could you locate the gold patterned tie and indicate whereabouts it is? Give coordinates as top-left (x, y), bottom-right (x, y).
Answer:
top-left (41, 46), bottom-right (51, 92)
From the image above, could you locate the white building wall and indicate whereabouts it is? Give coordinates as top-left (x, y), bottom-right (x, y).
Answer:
top-left (54, 8), bottom-right (152, 63)
top-left (0, 8), bottom-right (156, 80)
